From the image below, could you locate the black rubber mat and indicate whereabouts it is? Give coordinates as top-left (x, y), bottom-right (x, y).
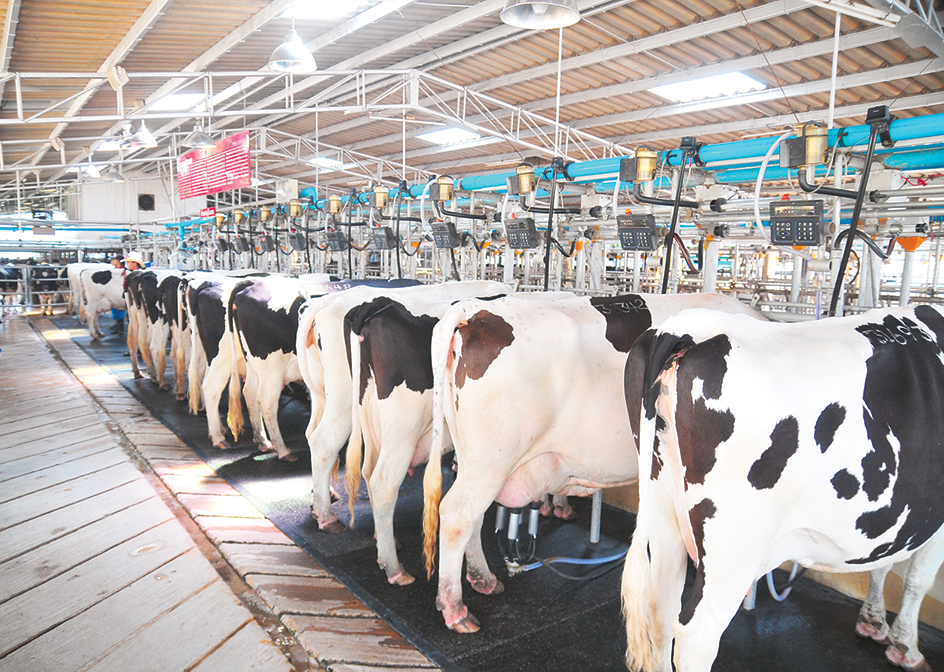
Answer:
top-left (49, 314), bottom-right (944, 672)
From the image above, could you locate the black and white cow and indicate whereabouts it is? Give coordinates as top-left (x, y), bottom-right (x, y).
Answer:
top-left (160, 274), bottom-right (190, 401)
top-left (296, 281), bottom-right (503, 535)
top-left (29, 263), bottom-right (62, 315)
top-left (80, 266), bottom-right (126, 340)
top-left (622, 305), bottom-right (944, 672)
top-left (124, 269), bottom-right (181, 386)
top-left (0, 263), bottom-right (24, 315)
top-left (422, 292), bottom-right (762, 633)
top-left (66, 262), bottom-right (110, 320)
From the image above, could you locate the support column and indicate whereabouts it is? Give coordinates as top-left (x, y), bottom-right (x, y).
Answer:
top-left (900, 249), bottom-right (915, 306)
top-left (702, 239), bottom-right (720, 294)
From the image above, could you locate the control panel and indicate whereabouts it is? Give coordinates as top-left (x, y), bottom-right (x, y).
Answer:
top-left (326, 229), bottom-right (349, 251)
top-left (257, 234), bottom-right (276, 252)
top-left (232, 237), bottom-right (251, 253)
top-left (504, 218), bottom-right (540, 249)
top-left (288, 232), bottom-right (307, 251)
top-left (214, 238), bottom-right (229, 253)
top-left (769, 200), bottom-right (824, 246)
top-left (371, 226), bottom-right (397, 250)
top-left (431, 221), bottom-right (460, 249)
top-left (617, 214), bottom-right (659, 251)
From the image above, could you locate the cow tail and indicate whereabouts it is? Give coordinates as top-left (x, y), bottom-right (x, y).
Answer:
top-left (227, 311), bottom-right (246, 440)
top-left (423, 306), bottom-right (464, 579)
top-left (344, 330), bottom-right (365, 524)
top-left (187, 303), bottom-right (203, 415)
top-left (174, 291), bottom-right (187, 398)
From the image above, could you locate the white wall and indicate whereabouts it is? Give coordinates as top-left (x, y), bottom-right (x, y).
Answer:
top-left (76, 177), bottom-right (206, 224)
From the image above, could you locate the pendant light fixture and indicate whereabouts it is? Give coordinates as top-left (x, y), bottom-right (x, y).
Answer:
top-left (499, 0), bottom-right (580, 29)
top-left (268, 15), bottom-right (317, 73)
top-left (183, 123), bottom-right (215, 149)
top-left (131, 121), bottom-right (158, 148)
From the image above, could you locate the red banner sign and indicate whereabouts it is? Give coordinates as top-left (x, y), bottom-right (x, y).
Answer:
top-left (178, 131), bottom-right (251, 200)
top-left (200, 207), bottom-right (217, 217)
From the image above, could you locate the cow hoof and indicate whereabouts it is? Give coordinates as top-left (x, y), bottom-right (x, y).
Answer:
top-left (387, 570), bottom-right (415, 586)
top-left (159, 383), bottom-right (171, 391)
top-left (468, 575), bottom-right (504, 596)
top-left (133, 371), bottom-right (144, 380)
top-left (212, 439), bottom-right (232, 450)
top-left (320, 519), bottom-right (347, 534)
top-left (554, 505), bottom-right (578, 521)
top-left (175, 393), bottom-right (188, 402)
top-left (278, 452), bottom-right (298, 463)
top-left (886, 641), bottom-right (931, 672)
top-left (441, 605), bottom-right (480, 634)
top-left (855, 614), bottom-right (889, 643)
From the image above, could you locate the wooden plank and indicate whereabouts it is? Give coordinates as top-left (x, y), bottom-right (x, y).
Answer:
top-left (0, 417), bottom-right (105, 450)
top-left (82, 581), bottom-right (256, 672)
top-left (0, 518), bottom-right (196, 657)
top-left (245, 575), bottom-right (374, 618)
top-left (196, 517), bottom-right (295, 546)
top-left (0, 479), bottom-right (157, 563)
top-left (0, 550), bottom-right (218, 672)
top-left (0, 404), bottom-right (96, 437)
top-left (281, 615), bottom-right (434, 668)
top-left (0, 390), bottom-right (82, 414)
top-left (0, 462), bottom-right (143, 531)
top-left (160, 474), bottom-right (237, 496)
top-left (0, 497), bottom-right (175, 602)
top-left (0, 448), bottom-right (128, 504)
top-left (189, 620), bottom-right (294, 672)
top-left (218, 543), bottom-right (330, 578)
top-left (330, 665), bottom-right (440, 672)
top-left (0, 397), bottom-right (88, 424)
top-left (0, 430), bottom-right (116, 466)
top-left (0, 439), bottom-right (119, 483)
top-left (177, 494), bottom-right (265, 519)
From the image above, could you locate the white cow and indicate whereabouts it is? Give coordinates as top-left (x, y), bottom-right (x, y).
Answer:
top-left (623, 306), bottom-right (944, 672)
top-left (422, 292), bottom-right (762, 633)
top-left (66, 262), bottom-right (109, 320)
top-left (80, 267), bottom-right (126, 340)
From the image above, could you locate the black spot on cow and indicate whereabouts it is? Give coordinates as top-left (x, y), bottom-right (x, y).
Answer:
top-left (679, 498), bottom-right (716, 626)
top-left (850, 310), bottom-right (944, 563)
top-left (815, 403), bottom-right (846, 453)
top-left (194, 282), bottom-right (226, 363)
top-left (454, 311), bottom-right (515, 389)
top-left (346, 297), bottom-right (439, 403)
top-left (673, 335), bottom-right (735, 487)
top-left (159, 276), bottom-right (183, 330)
top-left (229, 280), bottom-right (303, 360)
top-left (590, 294), bottom-right (652, 353)
top-left (832, 469), bottom-right (860, 500)
top-left (748, 416), bottom-right (800, 490)
top-left (91, 269), bottom-right (112, 285)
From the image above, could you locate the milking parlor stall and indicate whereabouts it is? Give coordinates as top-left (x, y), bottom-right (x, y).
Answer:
top-left (3, 1), bottom-right (944, 671)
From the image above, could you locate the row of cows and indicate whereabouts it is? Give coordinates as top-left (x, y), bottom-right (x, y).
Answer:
top-left (65, 261), bottom-right (944, 672)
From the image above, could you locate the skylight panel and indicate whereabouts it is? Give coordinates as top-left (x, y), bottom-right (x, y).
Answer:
top-left (416, 127), bottom-right (482, 146)
top-left (650, 72), bottom-right (767, 104)
top-left (283, 1), bottom-right (374, 21)
top-left (307, 156), bottom-right (344, 171)
top-left (150, 93), bottom-right (207, 112)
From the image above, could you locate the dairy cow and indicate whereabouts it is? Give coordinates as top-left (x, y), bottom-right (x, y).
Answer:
top-left (622, 306), bottom-right (944, 672)
top-left (161, 274), bottom-right (190, 401)
top-left (1, 264), bottom-right (23, 315)
top-left (29, 264), bottom-right (62, 315)
top-left (124, 269), bottom-right (181, 386)
top-left (342, 286), bottom-right (519, 585)
top-left (296, 280), bottom-right (504, 535)
top-left (80, 267), bottom-right (126, 339)
top-left (421, 292), bottom-right (762, 633)
top-left (226, 274), bottom-right (334, 461)
top-left (66, 262), bottom-right (109, 319)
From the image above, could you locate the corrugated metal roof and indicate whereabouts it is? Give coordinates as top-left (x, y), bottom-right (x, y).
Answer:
top-left (0, 0), bottom-right (941, 201)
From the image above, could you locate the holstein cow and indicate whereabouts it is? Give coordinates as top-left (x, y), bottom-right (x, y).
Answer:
top-left (66, 262), bottom-right (109, 320)
top-left (161, 274), bottom-right (190, 401)
top-left (422, 292), bottom-right (763, 633)
top-left (622, 306), bottom-right (944, 672)
top-left (342, 286), bottom-right (521, 585)
top-left (29, 263), bottom-right (62, 315)
top-left (296, 280), bottom-right (505, 535)
top-left (80, 266), bottom-right (126, 339)
top-left (226, 274), bottom-right (336, 461)
top-left (1, 263), bottom-right (23, 315)
top-left (124, 269), bottom-right (181, 386)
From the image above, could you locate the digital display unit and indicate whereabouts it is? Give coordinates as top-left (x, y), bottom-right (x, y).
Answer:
top-left (503, 218), bottom-right (540, 249)
top-left (431, 221), bottom-right (460, 249)
top-left (325, 230), bottom-right (349, 251)
top-left (769, 200), bottom-right (824, 246)
top-left (617, 213), bottom-right (659, 251)
top-left (371, 226), bottom-right (397, 250)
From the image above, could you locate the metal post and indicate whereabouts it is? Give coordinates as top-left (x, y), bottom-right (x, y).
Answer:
top-left (590, 490), bottom-right (602, 544)
top-left (703, 239), bottom-right (720, 293)
top-left (901, 249), bottom-right (914, 306)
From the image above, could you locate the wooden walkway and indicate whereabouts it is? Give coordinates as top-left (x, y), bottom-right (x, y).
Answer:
top-left (0, 314), bottom-right (439, 672)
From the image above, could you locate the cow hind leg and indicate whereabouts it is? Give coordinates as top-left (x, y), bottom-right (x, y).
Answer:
top-left (857, 565), bottom-right (892, 643)
top-left (308, 417), bottom-right (351, 533)
top-left (367, 434), bottom-right (418, 585)
top-left (885, 529), bottom-right (944, 672)
top-left (202, 362), bottom-right (233, 450)
top-left (673, 554), bottom-right (758, 672)
top-left (260, 382), bottom-right (295, 462)
top-left (436, 473), bottom-right (503, 633)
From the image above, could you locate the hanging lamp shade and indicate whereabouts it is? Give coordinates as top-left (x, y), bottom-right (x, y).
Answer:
top-left (268, 30), bottom-right (317, 73)
top-left (183, 125), bottom-right (215, 149)
top-left (132, 121), bottom-right (158, 148)
top-left (499, 0), bottom-right (580, 29)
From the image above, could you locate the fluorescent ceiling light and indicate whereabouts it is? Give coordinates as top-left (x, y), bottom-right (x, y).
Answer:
top-left (417, 127), bottom-right (482, 146)
top-left (307, 156), bottom-right (344, 170)
top-left (650, 72), bottom-right (767, 104)
top-left (150, 93), bottom-right (207, 112)
top-left (283, 1), bottom-right (372, 21)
